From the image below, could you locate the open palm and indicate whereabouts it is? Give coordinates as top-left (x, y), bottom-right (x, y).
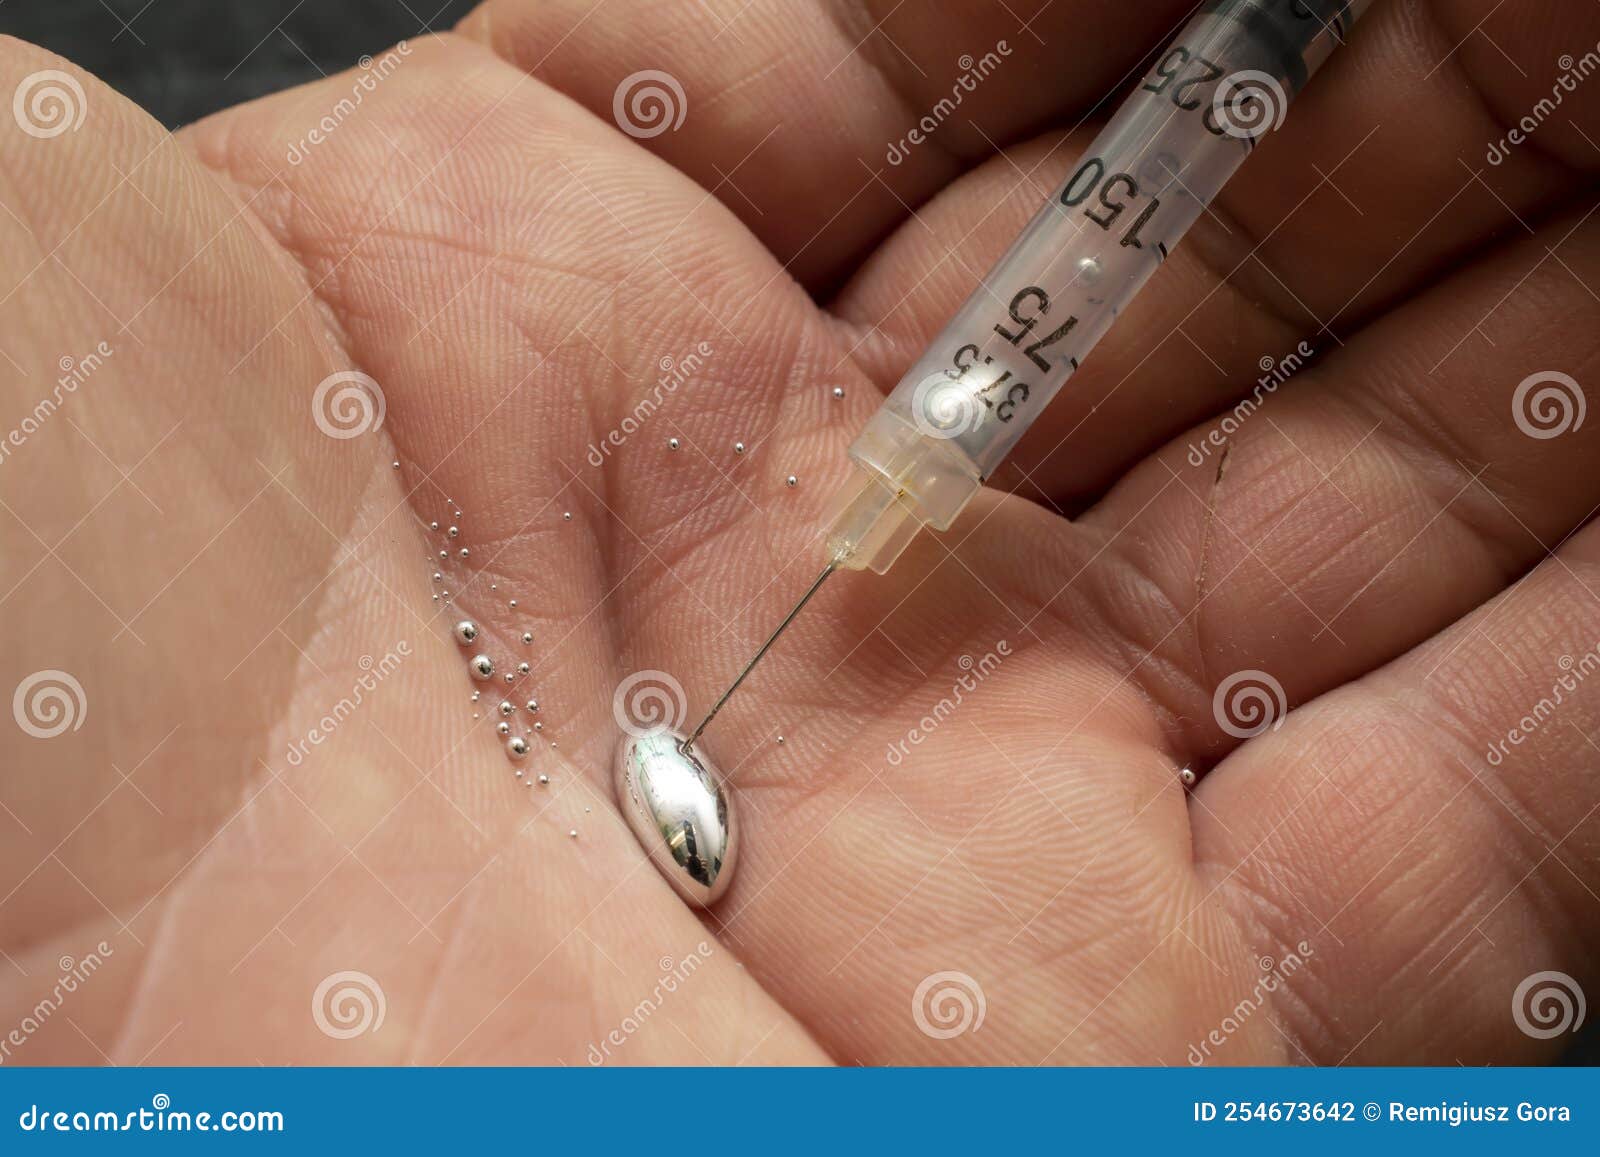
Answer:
top-left (3, 0), bottom-right (1599, 1066)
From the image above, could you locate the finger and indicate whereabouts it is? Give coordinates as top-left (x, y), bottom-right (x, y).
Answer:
top-left (831, 0), bottom-right (1600, 505)
top-left (457, 0), bottom-right (1197, 289)
top-left (1191, 517), bottom-right (1600, 1062)
top-left (1076, 199), bottom-right (1600, 763)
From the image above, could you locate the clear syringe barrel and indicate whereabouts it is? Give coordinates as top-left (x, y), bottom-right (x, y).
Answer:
top-left (827, 0), bottom-right (1372, 573)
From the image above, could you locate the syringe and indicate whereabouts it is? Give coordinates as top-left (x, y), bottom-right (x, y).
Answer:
top-left (685, 0), bottom-right (1374, 749)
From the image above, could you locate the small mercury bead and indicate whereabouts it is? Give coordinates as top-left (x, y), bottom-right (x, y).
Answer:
top-left (470, 655), bottom-right (494, 680)
top-left (509, 599), bottom-right (518, 608)
top-left (497, 721), bottom-right (511, 736)
top-left (438, 551), bottom-right (447, 561)
top-left (517, 662), bottom-right (530, 675)
top-left (734, 441), bottom-right (745, 454)
top-left (562, 512), bottom-right (572, 521)
top-left (432, 572), bottom-right (443, 583)
top-left (459, 548), bottom-right (469, 559)
top-left (453, 620), bottom-right (478, 645)
top-left (569, 830), bottom-right (578, 839)
top-left (786, 475), bottom-right (798, 487)
top-left (537, 774), bottom-right (549, 785)
top-left (832, 387), bottom-right (844, 398)
top-left (1179, 766), bottom-right (1197, 787)
top-left (533, 721), bottom-right (543, 732)
top-left (505, 673), bottom-right (515, 683)
top-left (668, 437), bottom-right (680, 450)
top-left (521, 632), bottom-right (533, 645)
top-left (499, 700), bottom-right (515, 717)
top-left (526, 699), bottom-right (539, 713)
top-left (507, 736), bottom-right (530, 759)
top-left (430, 521), bottom-right (439, 531)
top-left (471, 692), bottom-right (480, 702)
top-left (392, 460), bottom-right (400, 468)
top-left (447, 525), bottom-right (459, 538)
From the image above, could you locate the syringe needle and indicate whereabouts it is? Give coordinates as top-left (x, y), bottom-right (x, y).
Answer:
top-left (683, 562), bottom-right (837, 751)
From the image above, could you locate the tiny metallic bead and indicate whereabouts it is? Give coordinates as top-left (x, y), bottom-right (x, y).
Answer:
top-left (509, 599), bottom-right (517, 608)
top-left (507, 736), bottom-right (530, 759)
top-left (499, 700), bottom-right (516, 717)
top-left (438, 551), bottom-right (447, 561)
top-left (453, 510), bottom-right (462, 519)
top-left (504, 672), bottom-right (515, 683)
top-left (785, 475), bottom-right (798, 487)
top-left (514, 768), bottom-right (524, 779)
top-left (517, 662), bottom-right (530, 675)
top-left (497, 721), bottom-right (511, 736)
top-left (733, 441), bottom-right (745, 454)
top-left (470, 655), bottom-right (495, 680)
top-left (526, 699), bottom-right (539, 713)
top-left (533, 721), bottom-right (543, 732)
top-left (562, 511), bottom-right (572, 521)
top-left (832, 387), bottom-right (845, 398)
top-left (459, 548), bottom-right (469, 559)
top-left (392, 460), bottom-right (400, 469)
top-left (537, 774), bottom-right (549, 785)
top-left (491, 583), bottom-right (498, 591)
top-left (1179, 766), bottom-right (1197, 787)
top-left (447, 525), bottom-right (460, 538)
top-left (430, 521), bottom-right (439, 531)
top-left (668, 437), bottom-right (680, 450)
top-left (776, 735), bottom-right (784, 744)
top-left (569, 829), bottom-right (578, 839)
top-left (521, 632), bottom-right (533, 645)
top-left (432, 594), bottom-right (440, 602)
top-left (471, 691), bottom-right (480, 702)
top-left (432, 572), bottom-right (443, 583)
top-left (453, 620), bottom-right (479, 645)
top-left (442, 590), bottom-right (450, 599)
top-left (473, 712), bottom-right (480, 719)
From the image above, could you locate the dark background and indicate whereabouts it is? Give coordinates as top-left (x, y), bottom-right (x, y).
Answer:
top-left (1, 0), bottom-right (1595, 1067)
top-left (0, 0), bottom-right (475, 128)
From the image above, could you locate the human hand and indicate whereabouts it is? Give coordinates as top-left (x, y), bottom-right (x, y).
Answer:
top-left (2, 0), bottom-right (1598, 1065)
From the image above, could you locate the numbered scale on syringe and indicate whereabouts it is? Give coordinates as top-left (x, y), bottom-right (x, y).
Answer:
top-left (886, 4), bottom-right (1308, 483)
